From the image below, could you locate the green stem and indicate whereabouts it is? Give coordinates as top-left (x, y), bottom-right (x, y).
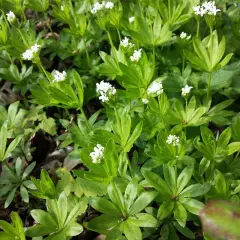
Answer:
top-left (84, 39), bottom-right (90, 67)
top-left (117, 29), bottom-right (121, 42)
top-left (197, 20), bottom-right (200, 38)
top-left (107, 31), bottom-right (114, 49)
top-left (207, 72), bottom-right (212, 102)
top-left (37, 61), bottom-right (51, 82)
top-left (6, 51), bottom-right (13, 64)
top-left (182, 49), bottom-right (185, 74)
top-left (152, 46), bottom-right (155, 66)
top-left (80, 107), bottom-right (91, 131)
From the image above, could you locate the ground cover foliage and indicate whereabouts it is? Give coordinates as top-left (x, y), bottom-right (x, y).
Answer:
top-left (0, 0), bottom-right (240, 239)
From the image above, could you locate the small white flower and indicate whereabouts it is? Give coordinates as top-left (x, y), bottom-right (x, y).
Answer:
top-left (130, 49), bottom-right (142, 62)
top-left (6, 11), bottom-right (16, 23)
top-left (61, 5), bottom-right (65, 11)
top-left (181, 85), bottom-right (193, 96)
top-left (31, 44), bottom-right (41, 53)
top-left (166, 135), bottom-right (180, 146)
top-left (91, 2), bottom-right (104, 14)
top-left (120, 37), bottom-right (134, 48)
top-left (129, 16), bottom-right (135, 23)
top-left (96, 81), bottom-right (116, 102)
top-left (120, 37), bottom-right (129, 47)
top-left (90, 144), bottom-right (104, 164)
top-left (22, 50), bottom-right (34, 61)
top-left (193, 1), bottom-right (220, 16)
top-left (147, 82), bottom-right (163, 96)
top-left (180, 32), bottom-right (187, 39)
top-left (22, 44), bottom-right (41, 60)
top-left (52, 70), bottom-right (67, 83)
top-left (180, 32), bottom-right (191, 40)
top-left (142, 98), bottom-right (149, 104)
top-left (105, 1), bottom-right (114, 9)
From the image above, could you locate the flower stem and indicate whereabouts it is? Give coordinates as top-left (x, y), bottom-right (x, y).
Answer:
top-left (107, 31), bottom-right (114, 49)
top-left (37, 61), bottom-right (51, 82)
top-left (207, 72), bottom-right (212, 102)
top-left (80, 107), bottom-right (91, 131)
top-left (197, 20), bottom-right (200, 38)
top-left (117, 29), bottom-right (121, 42)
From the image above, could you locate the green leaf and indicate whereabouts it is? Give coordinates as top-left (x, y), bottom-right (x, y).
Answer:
top-left (4, 135), bottom-right (23, 159)
top-left (173, 222), bottom-right (195, 239)
top-left (123, 219), bottom-right (142, 240)
top-left (124, 121), bottom-right (143, 152)
top-left (226, 142), bottom-right (240, 155)
top-left (214, 170), bottom-right (227, 197)
top-left (88, 215), bottom-right (120, 232)
top-left (0, 220), bottom-right (17, 237)
top-left (180, 183), bottom-right (211, 197)
top-left (174, 202), bottom-right (187, 227)
top-left (10, 212), bottom-right (25, 240)
top-left (20, 185), bottom-right (29, 203)
top-left (15, 158), bottom-right (22, 179)
top-left (66, 222), bottom-right (83, 237)
top-left (217, 128), bottom-right (231, 150)
top-left (143, 171), bottom-right (172, 196)
top-left (30, 210), bottom-right (57, 228)
top-left (129, 213), bottom-right (158, 227)
top-left (40, 117), bottom-right (56, 136)
top-left (180, 198), bottom-right (205, 215)
top-left (157, 200), bottom-right (174, 220)
top-left (129, 191), bottom-right (158, 215)
top-left (57, 192), bottom-right (68, 226)
top-left (25, 224), bottom-right (55, 237)
top-left (176, 165), bottom-right (194, 195)
top-left (72, 70), bottom-right (84, 108)
top-left (124, 180), bottom-right (138, 210)
top-left (22, 162), bottom-right (36, 180)
top-left (89, 197), bottom-right (121, 216)
top-left (0, 123), bottom-right (7, 161)
top-left (4, 187), bottom-right (17, 208)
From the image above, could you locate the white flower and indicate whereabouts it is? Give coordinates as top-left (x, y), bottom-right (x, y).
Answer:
top-left (142, 98), bottom-right (149, 104)
top-left (31, 44), bottom-right (41, 53)
top-left (129, 16), bottom-right (135, 23)
top-left (120, 37), bottom-right (134, 48)
top-left (180, 32), bottom-right (187, 39)
top-left (147, 81), bottom-right (163, 96)
top-left (61, 5), bottom-right (65, 11)
top-left (22, 50), bottom-right (34, 61)
top-left (166, 135), bottom-right (180, 146)
top-left (6, 11), bottom-right (16, 23)
top-left (180, 32), bottom-right (191, 40)
top-left (96, 81), bottom-right (116, 102)
top-left (130, 49), bottom-right (142, 62)
top-left (182, 85), bottom-right (193, 96)
top-left (52, 70), bottom-right (67, 83)
top-left (193, 1), bottom-right (220, 16)
top-left (105, 1), bottom-right (114, 9)
top-left (91, 2), bottom-right (104, 14)
top-left (90, 144), bottom-right (104, 164)
top-left (22, 44), bottom-right (41, 61)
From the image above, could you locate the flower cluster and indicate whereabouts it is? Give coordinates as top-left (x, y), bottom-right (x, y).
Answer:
top-left (91, 1), bottom-right (114, 14)
top-left (90, 144), bottom-right (104, 164)
top-left (166, 135), bottom-right (180, 146)
top-left (193, 1), bottom-right (221, 16)
top-left (130, 49), bottom-right (142, 62)
top-left (180, 32), bottom-right (191, 40)
top-left (6, 11), bottom-right (16, 23)
top-left (129, 16), bottom-right (135, 23)
top-left (96, 81), bottom-right (116, 102)
top-left (120, 37), bottom-right (134, 48)
top-left (147, 81), bottom-right (163, 96)
top-left (22, 44), bottom-right (41, 61)
top-left (52, 70), bottom-right (67, 83)
top-left (182, 85), bottom-right (193, 96)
